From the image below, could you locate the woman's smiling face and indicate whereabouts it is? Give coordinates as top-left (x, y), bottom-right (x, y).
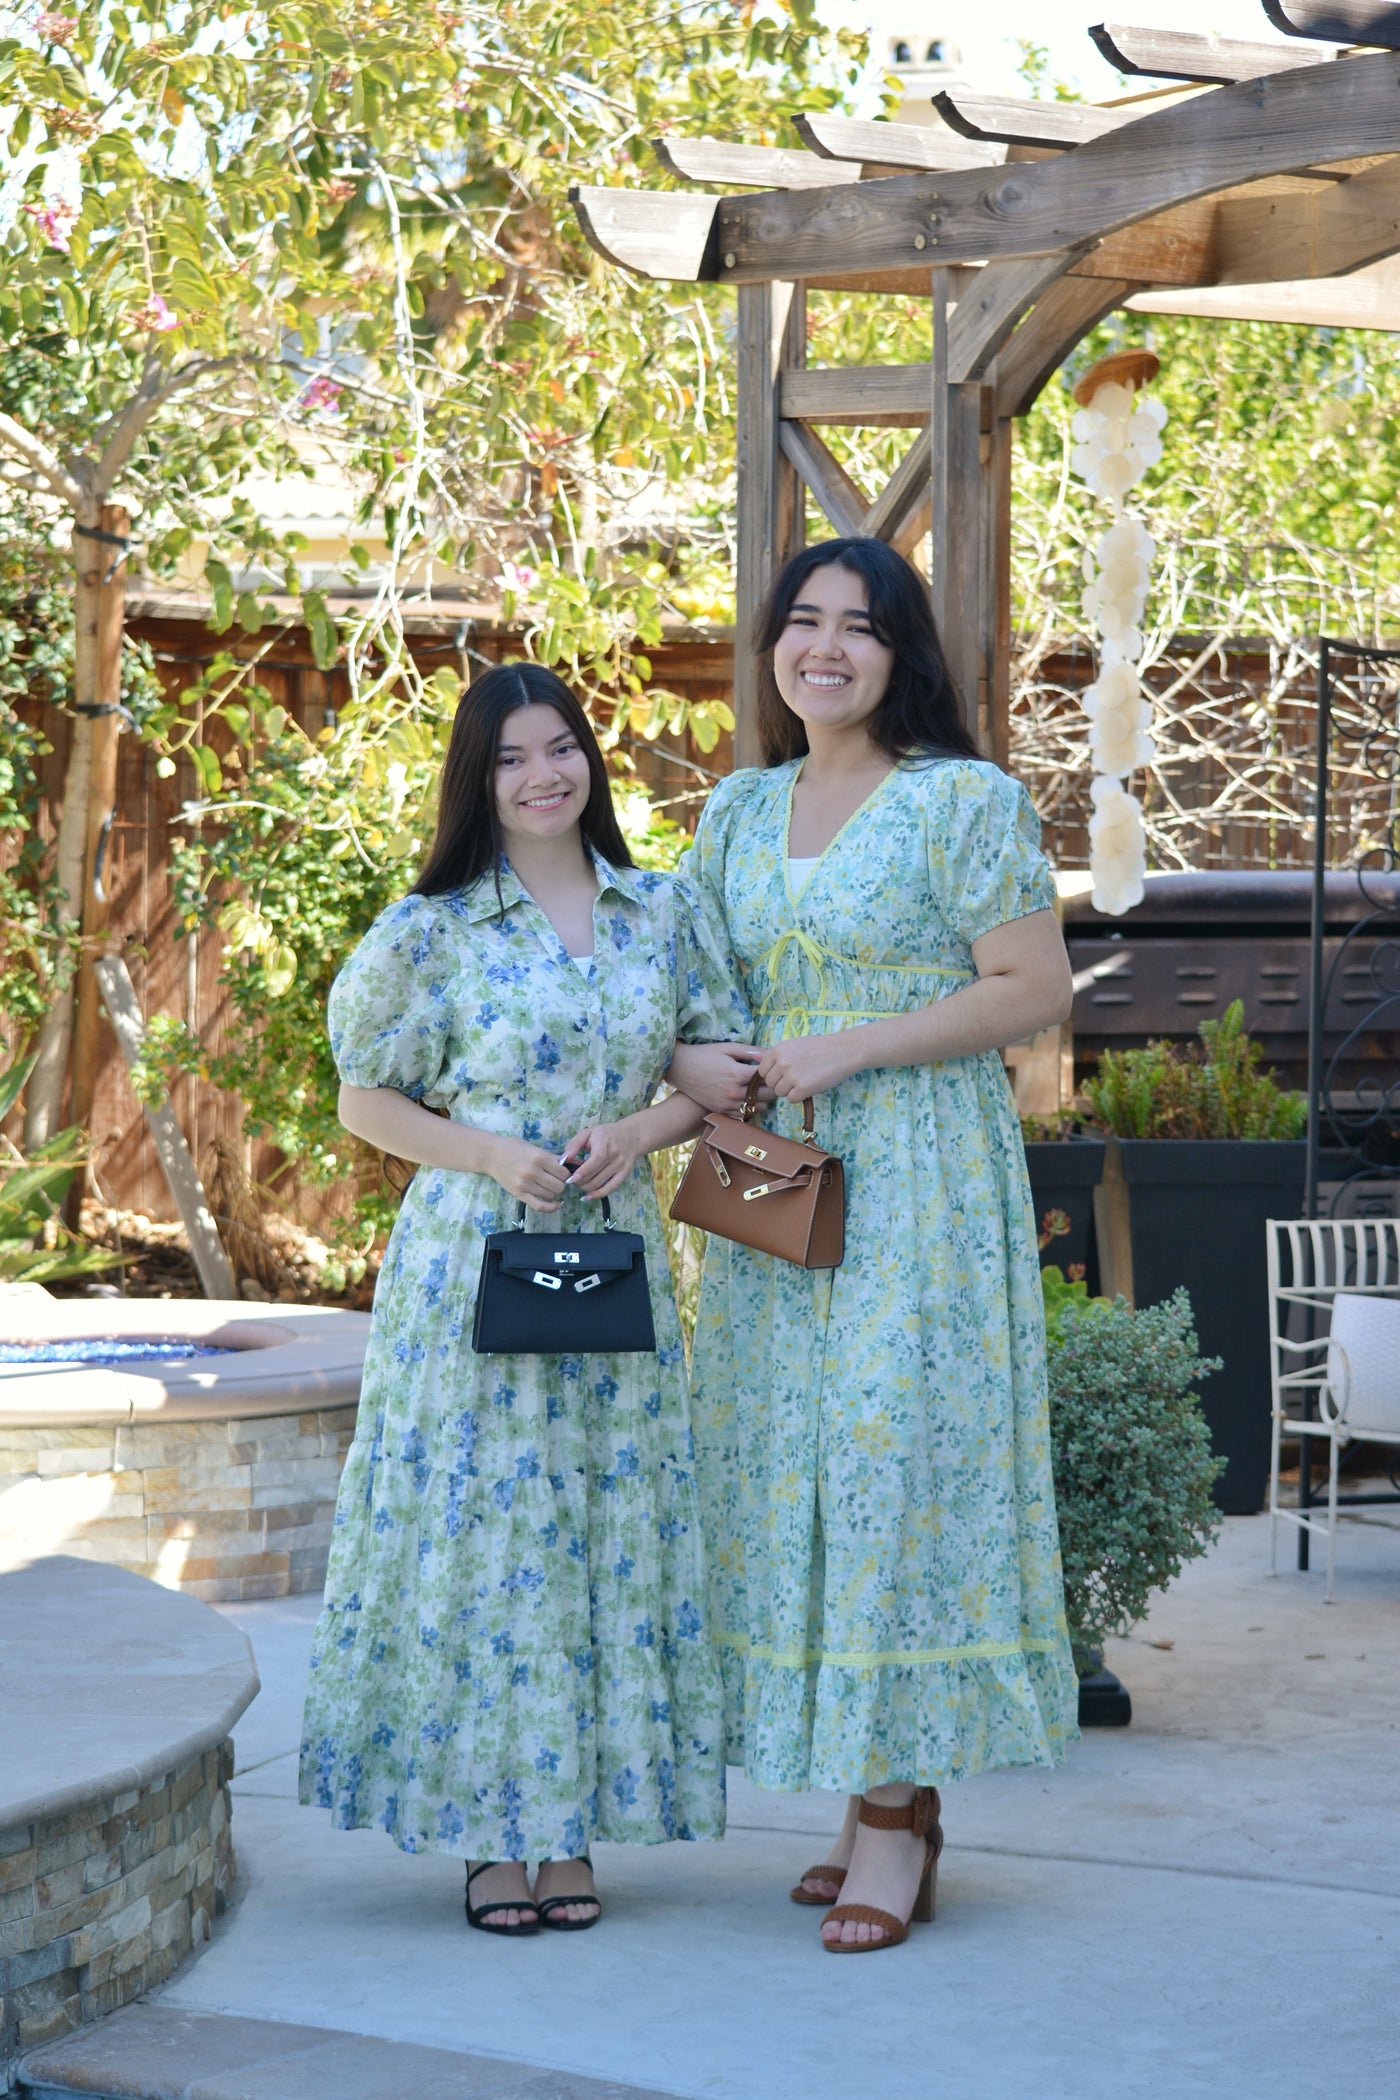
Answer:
top-left (493, 703), bottom-right (592, 848)
top-left (771, 563), bottom-right (895, 740)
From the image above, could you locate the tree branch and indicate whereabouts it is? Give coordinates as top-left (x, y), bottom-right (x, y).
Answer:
top-left (0, 411), bottom-right (85, 510)
top-left (92, 356), bottom-right (256, 492)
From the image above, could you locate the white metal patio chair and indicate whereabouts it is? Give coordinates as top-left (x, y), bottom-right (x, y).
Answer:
top-left (1267, 1217), bottom-right (1400, 1601)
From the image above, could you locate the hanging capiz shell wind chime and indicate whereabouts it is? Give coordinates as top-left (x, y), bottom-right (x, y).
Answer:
top-left (1069, 349), bottom-right (1167, 916)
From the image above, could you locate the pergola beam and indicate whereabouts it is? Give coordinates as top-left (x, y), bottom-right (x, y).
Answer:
top-left (1090, 23), bottom-right (1342, 80)
top-left (1216, 155), bottom-right (1400, 279)
top-left (569, 185), bottom-right (718, 279)
top-left (709, 54), bottom-right (1400, 282)
top-left (1263, 2), bottom-right (1400, 45)
top-left (792, 114), bottom-right (1004, 172)
top-left (1130, 247), bottom-right (1400, 322)
top-left (652, 138), bottom-right (862, 190)
top-left (779, 365), bottom-right (931, 426)
top-left (932, 92), bottom-right (1130, 148)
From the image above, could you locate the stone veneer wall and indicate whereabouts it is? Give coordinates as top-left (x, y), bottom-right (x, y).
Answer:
top-left (0, 1408), bottom-right (356, 1603)
top-left (0, 1740), bottom-right (234, 2086)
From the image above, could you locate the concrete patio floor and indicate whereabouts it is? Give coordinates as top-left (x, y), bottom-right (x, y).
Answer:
top-left (145, 1515), bottom-right (1400, 2100)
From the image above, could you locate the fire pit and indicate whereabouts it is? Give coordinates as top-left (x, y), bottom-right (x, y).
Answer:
top-left (0, 1290), bottom-right (369, 1600)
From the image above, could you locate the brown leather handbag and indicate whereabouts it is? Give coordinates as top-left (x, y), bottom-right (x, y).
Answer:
top-left (670, 1078), bottom-right (844, 1268)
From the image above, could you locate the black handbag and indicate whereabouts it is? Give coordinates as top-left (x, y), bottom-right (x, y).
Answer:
top-left (472, 1197), bottom-right (656, 1355)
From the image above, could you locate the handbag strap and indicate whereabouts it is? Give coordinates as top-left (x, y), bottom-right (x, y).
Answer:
top-left (516, 1195), bottom-right (615, 1230)
top-left (740, 1073), bottom-right (816, 1146)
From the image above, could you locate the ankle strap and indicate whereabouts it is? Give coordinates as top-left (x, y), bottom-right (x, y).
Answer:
top-left (857, 1787), bottom-right (940, 1837)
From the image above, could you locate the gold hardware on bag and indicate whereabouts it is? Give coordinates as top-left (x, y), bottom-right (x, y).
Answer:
top-left (711, 1153), bottom-right (731, 1187)
top-left (743, 1183), bottom-right (770, 1201)
top-left (744, 1144), bottom-right (767, 1160)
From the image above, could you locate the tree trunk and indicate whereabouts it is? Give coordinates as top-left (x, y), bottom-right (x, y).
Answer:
top-left (22, 502), bottom-right (122, 1150)
top-left (69, 506), bottom-right (130, 1184)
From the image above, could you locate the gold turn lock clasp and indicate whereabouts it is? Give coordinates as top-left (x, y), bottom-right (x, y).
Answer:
top-left (744, 1144), bottom-right (767, 1161)
top-left (742, 1182), bottom-right (771, 1201)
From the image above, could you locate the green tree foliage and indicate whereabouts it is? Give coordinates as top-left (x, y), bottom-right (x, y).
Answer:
top-left (0, 0), bottom-right (862, 1185)
top-left (1048, 1289), bottom-right (1223, 1655)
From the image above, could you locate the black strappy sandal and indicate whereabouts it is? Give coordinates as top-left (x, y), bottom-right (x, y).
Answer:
top-left (465, 1860), bottom-right (539, 1937)
top-left (533, 1854), bottom-right (601, 1932)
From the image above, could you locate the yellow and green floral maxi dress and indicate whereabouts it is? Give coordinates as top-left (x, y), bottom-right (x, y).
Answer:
top-left (682, 757), bottom-right (1079, 1793)
top-left (298, 854), bottom-right (750, 1861)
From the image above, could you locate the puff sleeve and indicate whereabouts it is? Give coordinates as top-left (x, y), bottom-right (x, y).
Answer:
top-left (327, 893), bottom-right (462, 1100)
top-left (670, 873), bottom-right (752, 1046)
top-left (926, 762), bottom-right (1056, 949)
top-left (677, 767), bottom-right (751, 912)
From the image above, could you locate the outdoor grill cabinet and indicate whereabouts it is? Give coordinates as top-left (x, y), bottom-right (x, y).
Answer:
top-left (1063, 870), bottom-right (1400, 1100)
top-left (1063, 871), bottom-right (1400, 1516)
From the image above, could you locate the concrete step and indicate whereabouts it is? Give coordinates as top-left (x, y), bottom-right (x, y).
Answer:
top-left (18, 2005), bottom-right (681, 2100)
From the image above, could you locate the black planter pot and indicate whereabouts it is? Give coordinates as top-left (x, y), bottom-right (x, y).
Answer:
top-left (1093, 1137), bottom-right (1307, 1515)
top-left (1024, 1133), bottom-right (1106, 1292)
top-left (1077, 1664), bottom-right (1133, 1728)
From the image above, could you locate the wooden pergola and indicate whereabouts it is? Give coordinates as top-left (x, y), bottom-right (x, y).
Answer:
top-left (572, 2), bottom-right (1400, 766)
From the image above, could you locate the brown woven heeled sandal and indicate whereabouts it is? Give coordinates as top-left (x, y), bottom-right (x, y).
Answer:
top-left (789, 1861), bottom-right (848, 1907)
top-left (820, 1787), bottom-right (943, 1954)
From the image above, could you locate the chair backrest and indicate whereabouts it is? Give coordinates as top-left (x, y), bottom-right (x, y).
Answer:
top-left (1267, 1218), bottom-right (1400, 1422)
top-left (1325, 1292), bottom-right (1400, 1431)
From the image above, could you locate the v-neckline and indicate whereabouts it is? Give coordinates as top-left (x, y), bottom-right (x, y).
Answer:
top-left (781, 759), bottom-right (897, 913)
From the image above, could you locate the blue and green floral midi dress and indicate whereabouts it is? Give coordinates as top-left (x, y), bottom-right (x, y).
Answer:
top-left (299, 853), bottom-right (749, 1862)
top-left (682, 757), bottom-right (1079, 1795)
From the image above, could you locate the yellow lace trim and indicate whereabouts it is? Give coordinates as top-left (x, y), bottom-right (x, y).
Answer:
top-left (715, 1631), bottom-right (1067, 1670)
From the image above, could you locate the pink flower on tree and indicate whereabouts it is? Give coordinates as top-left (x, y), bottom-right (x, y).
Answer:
top-left (35, 12), bottom-right (79, 43)
top-left (22, 198), bottom-right (76, 251)
top-left (496, 561), bottom-right (540, 597)
top-left (130, 293), bottom-right (180, 332)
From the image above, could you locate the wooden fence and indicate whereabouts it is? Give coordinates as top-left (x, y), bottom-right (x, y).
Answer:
top-left (6, 594), bottom-right (733, 1225)
top-left (6, 593), bottom-right (1386, 1223)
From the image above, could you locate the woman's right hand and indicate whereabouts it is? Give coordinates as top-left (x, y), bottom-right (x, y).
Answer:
top-left (482, 1134), bottom-right (571, 1213)
top-left (666, 1040), bottom-right (769, 1114)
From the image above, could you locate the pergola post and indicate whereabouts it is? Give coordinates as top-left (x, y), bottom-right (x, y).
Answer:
top-left (929, 271), bottom-right (999, 749)
top-left (734, 280), bottom-right (805, 768)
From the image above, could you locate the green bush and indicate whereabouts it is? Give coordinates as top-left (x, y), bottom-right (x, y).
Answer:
top-left (1048, 1288), bottom-right (1224, 1659)
top-left (0, 1052), bottom-right (123, 1284)
top-left (1083, 999), bottom-right (1307, 1141)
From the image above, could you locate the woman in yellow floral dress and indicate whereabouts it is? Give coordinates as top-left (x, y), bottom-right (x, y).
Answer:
top-left (670, 538), bottom-right (1079, 1952)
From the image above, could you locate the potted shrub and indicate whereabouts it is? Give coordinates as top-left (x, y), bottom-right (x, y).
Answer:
top-left (1082, 1000), bottom-right (1307, 1514)
top-left (1044, 1275), bottom-right (1223, 1725)
top-left (1022, 1113), bottom-right (1106, 1291)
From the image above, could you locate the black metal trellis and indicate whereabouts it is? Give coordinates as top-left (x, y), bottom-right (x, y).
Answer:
top-left (1305, 639), bottom-right (1400, 1218)
top-left (1297, 638), bottom-right (1400, 1565)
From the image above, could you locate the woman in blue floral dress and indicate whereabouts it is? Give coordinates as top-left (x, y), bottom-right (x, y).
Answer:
top-left (299, 663), bottom-right (748, 1936)
top-left (670, 539), bottom-right (1080, 1953)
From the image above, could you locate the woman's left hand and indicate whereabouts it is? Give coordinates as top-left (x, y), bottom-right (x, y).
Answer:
top-left (559, 1119), bottom-right (644, 1200)
top-left (758, 1031), bottom-right (861, 1102)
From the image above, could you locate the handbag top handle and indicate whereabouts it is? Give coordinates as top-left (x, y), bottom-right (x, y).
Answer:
top-left (516, 1195), bottom-right (616, 1228)
top-left (741, 1073), bottom-right (817, 1147)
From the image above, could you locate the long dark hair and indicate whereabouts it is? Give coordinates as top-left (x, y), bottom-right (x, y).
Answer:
top-left (413, 662), bottom-right (633, 897)
top-left (753, 538), bottom-right (980, 767)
